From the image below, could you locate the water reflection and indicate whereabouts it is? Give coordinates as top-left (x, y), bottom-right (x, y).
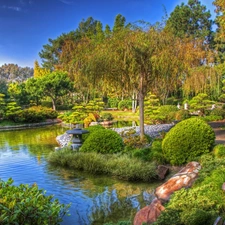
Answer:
top-left (0, 125), bottom-right (158, 225)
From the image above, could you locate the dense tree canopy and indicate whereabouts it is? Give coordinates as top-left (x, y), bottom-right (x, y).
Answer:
top-left (166, 0), bottom-right (213, 44)
top-left (0, 64), bottom-right (33, 83)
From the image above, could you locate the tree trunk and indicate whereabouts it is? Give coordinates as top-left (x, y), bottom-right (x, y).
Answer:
top-left (132, 91), bottom-right (135, 113)
top-left (51, 98), bottom-right (56, 110)
top-left (139, 75), bottom-right (145, 139)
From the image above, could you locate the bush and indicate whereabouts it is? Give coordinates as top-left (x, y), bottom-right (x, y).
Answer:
top-left (108, 98), bottom-right (120, 108)
top-left (175, 109), bottom-right (190, 120)
top-left (22, 108), bottom-right (45, 122)
top-left (199, 115), bottom-right (223, 122)
top-left (0, 178), bottom-right (70, 225)
top-left (152, 209), bottom-right (182, 225)
top-left (22, 106), bottom-right (58, 123)
top-left (162, 118), bottom-right (215, 165)
top-left (210, 108), bottom-right (225, 118)
top-left (118, 100), bottom-right (132, 110)
top-left (80, 129), bottom-right (124, 154)
top-left (82, 125), bottom-right (105, 141)
top-left (213, 144), bottom-right (225, 158)
top-left (149, 138), bottom-right (166, 164)
top-left (101, 112), bottom-right (114, 121)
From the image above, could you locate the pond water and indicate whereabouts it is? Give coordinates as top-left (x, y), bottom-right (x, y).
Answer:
top-left (0, 125), bottom-right (159, 225)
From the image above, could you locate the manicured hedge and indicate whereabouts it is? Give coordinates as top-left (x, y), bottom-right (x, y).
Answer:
top-left (162, 117), bottom-right (215, 165)
top-left (81, 129), bottom-right (124, 154)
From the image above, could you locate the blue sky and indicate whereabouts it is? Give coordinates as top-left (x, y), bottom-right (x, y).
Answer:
top-left (0, 0), bottom-right (216, 68)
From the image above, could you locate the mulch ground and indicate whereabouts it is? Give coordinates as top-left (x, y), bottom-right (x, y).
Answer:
top-left (208, 120), bottom-right (225, 144)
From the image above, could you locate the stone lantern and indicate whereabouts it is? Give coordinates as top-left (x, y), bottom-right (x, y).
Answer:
top-left (66, 128), bottom-right (89, 150)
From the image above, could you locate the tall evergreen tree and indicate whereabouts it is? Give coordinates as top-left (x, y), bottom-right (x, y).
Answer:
top-left (166, 0), bottom-right (213, 44)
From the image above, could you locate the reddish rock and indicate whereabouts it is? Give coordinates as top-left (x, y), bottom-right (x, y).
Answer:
top-left (157, 165), bottom-right (169, 180)
top-left (133, 198), bottom-right (165, 225)
top-left (155, 161), bottom-right (201, 202)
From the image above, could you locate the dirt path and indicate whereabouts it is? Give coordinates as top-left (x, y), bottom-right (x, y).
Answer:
top-left (208, 121), bottom-right (225, 144)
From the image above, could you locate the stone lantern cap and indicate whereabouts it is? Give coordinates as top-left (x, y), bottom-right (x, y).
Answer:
top-left (66, 128), bottom-right (89, 135)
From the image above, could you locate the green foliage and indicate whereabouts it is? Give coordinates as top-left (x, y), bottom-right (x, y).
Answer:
top-left (108, 98), bottom-right (120, 108)
top-left (199, 115), bottom-right (223, 122)
top-left (175, 109), bottom-right (191, 120)
top-left (132, 148), bottom-right (152, 161)
top-left (121, 128), bottom-right (151, 151)
top-left (5, 101), bottom-right (23, 122)
top-left (180, 208), bottom-right (216, 225)
top-left (188, 93), bottom-right (214, 115)
top-left (21, 106), bottom-right (58, 123)
top-left (166, 0), bottom-right (213, 42)
top-left (149, 138), bottom-right (166, 164)
top-left (0, 178), bottom-right (70, 225)
top-left (162, 118), bottom-right (215, 165)
top-left (152, 209), bottom-right (182, 225)
top-left (213, 144), bottom-right (225, 158)
top-left (48, 149), bottom-right (157, 181)
top-left (82, 125), bottom-right (105, 141)
top-left (118, 100), bottom-right (132, 110)
top-left (80, 129), bottom-right (124, 154)
top-left (0, 93), bottom-right (6, 118)
top-left (165, 167), bottom-right (225, 225)
top-left (101, 112), bottom-right (114, 121)
top-left (147, 105), bottom-right (178, 124)
top-left (210, 107), bottom-right (225, 118)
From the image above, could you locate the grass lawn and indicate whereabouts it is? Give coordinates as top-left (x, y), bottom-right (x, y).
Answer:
top-left (101, 110), bottom-right (139, 121)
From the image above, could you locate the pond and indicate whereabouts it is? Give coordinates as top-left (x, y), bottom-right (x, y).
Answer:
top-left (0, 125), bottom-right (159, 225)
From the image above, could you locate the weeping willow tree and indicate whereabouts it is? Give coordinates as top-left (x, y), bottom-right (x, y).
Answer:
top-left (183, 66), bottom-right (222, 100)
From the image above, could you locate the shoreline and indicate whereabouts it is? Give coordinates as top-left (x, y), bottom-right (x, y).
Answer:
top-left (0, 119), bottom-right (61, 131)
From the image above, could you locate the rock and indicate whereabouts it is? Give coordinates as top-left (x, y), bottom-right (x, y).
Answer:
top-left (157, 165), bottom-right (169, 180)
top-left (133, 198), bottom-right (165, 225)
top-left (155, 161), bottom-right (201, 202)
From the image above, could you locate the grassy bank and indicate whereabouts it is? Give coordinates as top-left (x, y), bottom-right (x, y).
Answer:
top-left (48, 149), bottom-right (157, 182)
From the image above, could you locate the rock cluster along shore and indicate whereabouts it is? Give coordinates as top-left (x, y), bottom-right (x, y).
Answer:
top-left (56, 123), bottom-right (175, 147)
top-left (133, 162), bottom-right (202, 225)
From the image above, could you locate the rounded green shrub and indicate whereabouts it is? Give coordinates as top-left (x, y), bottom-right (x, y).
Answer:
top-left (81, 129), bottom-right (124, 154)
top-left (82, 125), bottom-right (105, 141)
top-left (162, 117), bottom-right (215, 165)
top-left (213, 144), bottom-right (225, 158)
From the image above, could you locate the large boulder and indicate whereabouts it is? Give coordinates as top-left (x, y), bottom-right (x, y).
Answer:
top-left (133, 198), bottom-right (165, 225)
top-left (155, 161), bottom-right (201, 202)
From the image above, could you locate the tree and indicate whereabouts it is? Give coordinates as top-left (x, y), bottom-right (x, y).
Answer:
top-left (0, 64), bottom-right (33, 82)
top-left (40, 71), bottom-right (74, 110)
top-left (33, 60), bottom-right (50, 78)
top-left (213, 0), bottom-right (225, 62)
top-left (166, 0), bottom-right (213, 44)
top-left (8, 82), bottom-right (30, 106)
top-left (25, 77), bottom-right (44, 106)
top-left (39, 17), bottom-right (100, 70)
